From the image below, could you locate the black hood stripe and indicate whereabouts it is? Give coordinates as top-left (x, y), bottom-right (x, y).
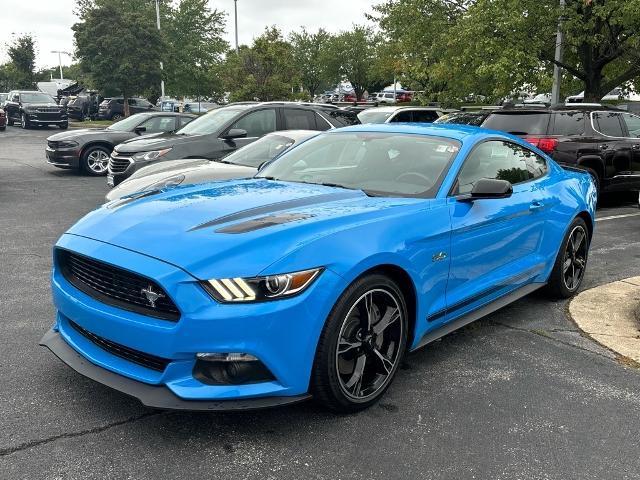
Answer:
top-left (215, 213), bottom-right (315, 234)
top-left (189, 190), bottom-right (362, 232)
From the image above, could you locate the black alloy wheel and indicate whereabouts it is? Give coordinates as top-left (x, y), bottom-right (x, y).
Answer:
top-left (546, 217), bottom-right (589, 298)
top-left (312, 274), bottom-right (408, 412)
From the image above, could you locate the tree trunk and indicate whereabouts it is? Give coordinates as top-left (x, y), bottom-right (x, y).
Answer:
top-left (123, 94), bottom-right (130, 117)
top-left (583, 70), bottom-right (606, 102)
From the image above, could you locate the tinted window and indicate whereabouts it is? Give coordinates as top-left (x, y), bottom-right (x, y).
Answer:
top-left (390, 111), bottom-right (412, 122)
top-left (482, 113), bottom-right (550, 135)
top-left (20, 92), bottom-right (56, 103)
top-left (552, 112), bottom-right (585, 136)
top-left (139, 116), bottom-right (175, 133)
top-left (178, 116), bottom-right (194, 128)
top-left (283, 108), bottom-right (317, 130)
top-left (324, 110), bottom-right (359, 127)
top-left (620, 112), bottom-right (640, 138)
top-left (179, 107), bottom-right (248, 135)
top-left (314, 112), bottom-right (331, 131)
top-left (231, 108), bottom-right (277, 137)
top-left (456, 141), bottom-right (546, 194)
top-left (435, 112), bottom-right (486, 126)
top-left (593, 112), bottom-right (624, 137)
top-left (412, 110), bottom-right (439, 123)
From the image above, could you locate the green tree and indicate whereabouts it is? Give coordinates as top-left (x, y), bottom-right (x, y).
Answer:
top-left (4, 35), bottom-right (37, 89)
top-left (163, 0), bottom-right (228, 99)
top-left (222, 27), bottom-right (296, 101)
top-left (73, 0), bottom-right (163, 115)
top-left (289, 28), bottom-right (332, 98)
top-left (324, 26), bottom-right (381, 100)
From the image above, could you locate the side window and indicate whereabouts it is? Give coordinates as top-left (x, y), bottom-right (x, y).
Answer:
top-left (139, 116), bottom-right (176, 133)
top-left (230, 109), bottom-right (277, 137)
top-left (620, 112), bottom-right (640, 138)
top-left (456, 141), bottom-right (545, 194)
top-left (314, 112), bottom-right (331, 131)
top-left (12, 93), bottom-right (19, 102)
top-left (552, 112), bottom-right (585, 136)
top-left (593, 112), bottom-right (624, 137)
top-left (178, 116), bottom-right (194, 128)
top-left (390, 111), bottom-right (412, 122)
top-left (412, 110), bottom-right (439, 123)
top-left (127, 98), bottom-right (137, 106)
top-left (283, 108), bottom-right (317, 130)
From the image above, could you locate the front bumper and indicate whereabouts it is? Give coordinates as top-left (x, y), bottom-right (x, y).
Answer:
top-left (44, 234), bottom-right (344, 408)
top-left (46, 146), bottom-right (81, 168)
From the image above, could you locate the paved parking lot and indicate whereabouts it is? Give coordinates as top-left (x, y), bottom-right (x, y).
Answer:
top-left (1, 126), bottom-right (639, 479)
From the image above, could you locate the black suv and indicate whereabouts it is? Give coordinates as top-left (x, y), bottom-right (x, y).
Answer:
top-left (4, 90), bottom-right (68, 129)
top-left (482, 106), bottom-right (640, 193)
top-left (108, 101), bottom-right (359, 186)
top-left (98, 97), bottom-right (158, 121)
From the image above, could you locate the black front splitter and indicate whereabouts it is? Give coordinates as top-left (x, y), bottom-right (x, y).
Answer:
top-left (39, 328), bottom-right (311, 411)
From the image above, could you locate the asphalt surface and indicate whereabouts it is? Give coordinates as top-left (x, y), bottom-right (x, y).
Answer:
top-left (1, 126), bottom-right (639, 480)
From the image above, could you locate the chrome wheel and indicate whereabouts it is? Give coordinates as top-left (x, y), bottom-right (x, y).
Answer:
top-left (336, 288), bottom-right (404, 400)
top-left (562, 225), bottom-right (587, 291)
top-left (86, 149), bottom-right (110, 174)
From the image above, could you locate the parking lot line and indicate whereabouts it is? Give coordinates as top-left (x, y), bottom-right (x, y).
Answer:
top-left (595, 212), bottom-right (640, 222)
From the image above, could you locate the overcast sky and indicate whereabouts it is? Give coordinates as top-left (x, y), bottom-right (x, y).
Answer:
top-left (0, 0), bottom-right (375, 71)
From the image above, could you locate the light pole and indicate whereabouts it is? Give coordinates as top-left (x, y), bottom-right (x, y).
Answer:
top-left (51, 50), bottom-right (70, 80)
top-left (550, 0), bottom-right (566, 105)
top-left (155, 0), bottom-right (165, 99)
top-left (234, 0), bottom-right (239, 54)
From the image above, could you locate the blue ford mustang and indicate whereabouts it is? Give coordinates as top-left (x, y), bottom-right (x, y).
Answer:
top-left (41, 124), bottom-right (596, 412)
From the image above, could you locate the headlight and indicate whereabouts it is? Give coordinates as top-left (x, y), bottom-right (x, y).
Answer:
top-left (202, 268), bottom-right (323, 303)
top-left (56, 140), bottom-right (78, 148)
top-left (133, 148), bottom-right (172, 162)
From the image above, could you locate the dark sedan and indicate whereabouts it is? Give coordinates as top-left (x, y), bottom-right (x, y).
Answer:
top-left (107, 102), bottom-right (359, 186)
top-left (105, 130), bottom-right (319, 201)
top-left (46, 112), bottom-right (195, 176)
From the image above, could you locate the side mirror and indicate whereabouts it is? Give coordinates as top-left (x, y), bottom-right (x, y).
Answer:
top-left (134, 126), bottom-right (147, 134)
top-left (222, 128), bottom-right (247, 140)
top-left (458, 178), bottom-right (513, 202)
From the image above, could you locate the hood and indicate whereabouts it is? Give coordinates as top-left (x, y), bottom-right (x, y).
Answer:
top-left (104, 159), bottom-right (255, 201)
top-left (24, 102), bottom-right (59, 109)
top-left (68, 179), bottom-right (422, 279)
top-left (115, 133), bottom-right (198, 153)
top-left (47, 128), bottom-right (109, 141)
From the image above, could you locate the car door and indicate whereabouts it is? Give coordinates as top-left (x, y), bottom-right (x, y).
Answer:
top-left (6, 92), bottom-right (18, 120)
top-left (619, 112), bottom-right (640, 174)
top-left (218, 108), bottom-right (278, 156)
top-left (445, 140), bottom-right (550, 322)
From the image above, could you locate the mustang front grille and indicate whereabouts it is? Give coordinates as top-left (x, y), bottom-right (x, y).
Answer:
top-left (69, 320), bottom-right (171, 372)
top-left (57, 249), bottom-right (180, 321)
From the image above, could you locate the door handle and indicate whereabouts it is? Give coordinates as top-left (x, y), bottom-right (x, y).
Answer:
top-left (632, 144), bottom-right (640, 150)
top-left (529, 201), bottom-right (544, 211)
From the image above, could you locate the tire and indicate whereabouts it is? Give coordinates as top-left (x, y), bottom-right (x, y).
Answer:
top-left (21, 113), bottom-right (29, 129)
top-left (80, 145), bottom-right (111, 176)
top-left (584, 167), bottom-right (601, 197)
top-left (311, 274), bottom-right (408, 412)
top-left (111, 113), bottom-right (123, 121)
top-left (546, 217), bottom-right (589, 299)
top-left (59, 122), bottom-right (68, 130)
top-left (7, 114), bottom-right (14, 126)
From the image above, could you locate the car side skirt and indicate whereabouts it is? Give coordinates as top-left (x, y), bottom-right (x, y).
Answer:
top-left (411, 282), bottom-right (544, 351)
top-left (39, 328), bottom-right (312, 411)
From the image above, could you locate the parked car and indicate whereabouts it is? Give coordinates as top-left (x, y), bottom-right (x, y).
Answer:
top-left (434, 111), bottom-right (492, 126)
top-left (66, 94), bottom-right (100, 121)
top-left (46, 112), bottom-right (195, 176)
top-left (41, 123), bottom-right (596, 412)
top-left (0, 108), bottom-right (6, 131)
top-left (375, 92), bottom-right (398, 104)
top-left (105, 130), bottom-right (319, 201)
top-left (481, 105), bottom-right (640, 193)
top-left (98, 97), bottom-right (158, 121)
top-left (4, 90), bottom-right (68, 129)
top-left (358, 106), bottom-right (450, 124)
top-left (107, 102), bottom-right (359, 187)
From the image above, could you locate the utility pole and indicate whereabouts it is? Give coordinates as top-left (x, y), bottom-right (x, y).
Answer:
top-left (551, 0), bottom-right (566, 105)
top-left (155, 0), bottom-right (165, 99)
top-left (234, 0), bottom-right (239, 54)
top-left (51, 50), bottom-right (69, 80)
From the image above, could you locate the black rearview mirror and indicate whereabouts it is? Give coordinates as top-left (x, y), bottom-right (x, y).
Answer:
top-left (458, 178), bottom-right (513, 202)
top-left (134, 126), bottom-right (147, 135)
top-left (222, 128), bottom-right (248, 140)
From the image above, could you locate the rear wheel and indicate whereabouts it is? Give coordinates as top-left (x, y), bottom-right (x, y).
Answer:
top-left (21, 113), bottom-right (29, 129)
top-left (111, 113), bottom-right (123, 122)
top-left (546, 217), bottom-right (589, 298)
top-left (312, 274), bottom-right (408, 412)
top-left (80, 145), bottom-right (111, 176)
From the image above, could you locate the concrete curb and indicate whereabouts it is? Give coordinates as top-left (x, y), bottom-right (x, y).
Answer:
top-left (569, 276), bottom-right (640, 364)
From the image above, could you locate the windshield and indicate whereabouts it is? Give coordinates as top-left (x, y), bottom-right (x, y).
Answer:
top-left (259, 132), bottom-right (460, 198)
top-left (435, 112), bottom-right (486, 126)
top-left (222, 134), bottom-right (299, 168)
top-left (107, 113), bottom-right (149, 131)
top-left (21, 92), bottom-right (56, 103)
top-left (176, 106), bottom-right (247, 135)
top-left (357, 110), bottom-right (394, 124)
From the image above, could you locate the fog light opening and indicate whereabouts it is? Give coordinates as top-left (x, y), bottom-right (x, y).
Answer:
top-left (194, 352), bottom-right (275, 385)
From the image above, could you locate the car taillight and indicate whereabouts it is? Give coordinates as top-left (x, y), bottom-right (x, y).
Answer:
top-left (524, 136), bottom-right (558, 154)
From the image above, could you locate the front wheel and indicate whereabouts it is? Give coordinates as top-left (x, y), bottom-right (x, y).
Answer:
top-left (80, 145), bottom-right (111, 176)
top-left (312, 274), bottom-right (408, 412)
top-left (546, 217), bottom-right (589, 299)
top-left (21, 113), bottom-right (29, 129)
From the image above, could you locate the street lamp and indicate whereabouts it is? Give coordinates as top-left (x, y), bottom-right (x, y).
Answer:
top-left (155, 0), bottom-right (165, 99)
top-left (234, 0), bottom-right (239, 54)
top-left (550, 0), bottom-right (566, 105)
top-left (51, 50), bottom-right (71, 80)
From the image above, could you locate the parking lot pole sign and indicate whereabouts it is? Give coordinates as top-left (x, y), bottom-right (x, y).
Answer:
top-left (551, 0), bottom-right (566, 105)
top-left (156, 0), bottom-right (165, 99)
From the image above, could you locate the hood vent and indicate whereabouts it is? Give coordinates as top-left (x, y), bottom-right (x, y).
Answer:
top-left (216, 213), bottom-right (314, 234)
